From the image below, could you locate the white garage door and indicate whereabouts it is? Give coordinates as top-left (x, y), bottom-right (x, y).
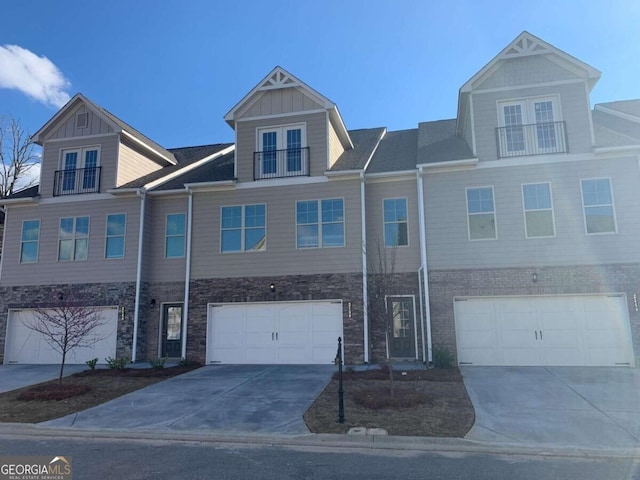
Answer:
top-left (455, 295), bottom-right (634, 367)
top-left (207, 301), bottom-right (343, 364)
top-left (5, 307), bottom-right (119, 365)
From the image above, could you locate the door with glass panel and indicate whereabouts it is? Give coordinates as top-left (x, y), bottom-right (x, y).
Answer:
top-left (161, 303), bottom-right (183, 358)
top-left (387, 296), bottom-right (416, 358)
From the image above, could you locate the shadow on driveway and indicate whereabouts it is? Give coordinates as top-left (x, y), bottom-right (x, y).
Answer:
top-left (0, 364), bottom-right (86, 393)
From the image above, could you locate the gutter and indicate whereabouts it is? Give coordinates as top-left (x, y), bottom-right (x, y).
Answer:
top-left (360, 171), bottom-right (369, 363)
top-left (132, 188), bottom-right (146, 362)
top-left (182, 188), bottom-right (194, 359)
top-left (417, 167), bottom-right (433, 365)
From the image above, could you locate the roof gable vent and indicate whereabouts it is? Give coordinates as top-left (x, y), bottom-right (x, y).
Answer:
top-left (76, 112), bottom-right (89, 129)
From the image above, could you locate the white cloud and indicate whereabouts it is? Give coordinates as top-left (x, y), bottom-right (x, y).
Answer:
top-left (0, 45), bottom-right (71, 108)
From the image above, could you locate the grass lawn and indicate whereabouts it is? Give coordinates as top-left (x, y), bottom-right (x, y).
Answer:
top-left (303, 367), bottom-right (475, 437)
top-left (0, 365), bottom-right (200, 424)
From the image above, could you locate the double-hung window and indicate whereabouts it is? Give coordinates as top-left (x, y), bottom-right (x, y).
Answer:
top-left (59, 216), bottom-right (89, 261)
top-left (581, 178), bottom-right (617, 234)
top-left (296, 198), bottom-right (345, 248)
top-left (60, 146), bottom-right (100, 194)
top-left (165, 213), bottom-right (186, 258)
top-left (256, 124), bottom-right (306, 179)
top-left (20, 220), bottom-right (40, 263)
top-left (466, 187), bottom-right (496, 240)
top-left (221, 204), bottom-right (266, 252)
top-left (105, 214), bottom-right (126, 259)
top-left (383, 198), bottom-right (408, 247)
top-left (522, 183), bottom-right (555, 238)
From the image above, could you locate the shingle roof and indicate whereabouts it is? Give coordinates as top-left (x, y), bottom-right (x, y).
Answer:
top-left (597, 100), bottom-right (640, 118)
top-left (330, 127), bottom-right (386, 171)
top-left (592, 107), bottom-right (640, 147)
top-left (1, 185), bottom-right (39, 200)
top-left (366, 129), bottom-right (418, 173)
top-left (417, 119), bottom-right (474, 164)
top-left (154, 151), bottom-right (235, 191)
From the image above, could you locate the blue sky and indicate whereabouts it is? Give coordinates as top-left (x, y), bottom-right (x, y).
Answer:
top-left (1, 0), bottom-right (638, 149)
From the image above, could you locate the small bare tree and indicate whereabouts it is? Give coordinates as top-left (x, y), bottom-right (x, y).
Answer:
top-left (0, 116), bottom-right (39, 198)
top-left (23, 293), bottom-right (109, 385)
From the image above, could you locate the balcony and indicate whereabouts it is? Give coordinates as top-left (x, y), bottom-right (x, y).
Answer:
top-left (496, 121), bottom-right (568, 158)
top-left (53, 167), bottom-right (101, 196)
top-left (253, 147), bottom-right (309, 180)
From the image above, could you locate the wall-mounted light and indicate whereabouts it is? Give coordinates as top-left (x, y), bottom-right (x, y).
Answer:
top-left (57, 292), bottom-right (64, 301)
top-left (532, 273), bottom-right (538, 283)
top-left (150, 298), bottom-right (156, 307)
top-left (270, 283), bottom-right (276, 293)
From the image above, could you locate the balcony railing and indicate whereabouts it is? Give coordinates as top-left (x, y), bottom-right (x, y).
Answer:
top-left (53, 167), bottom-right (101, 196)
top-left (253, 147), bottom-right (309, 180)
top-left (496, 121), bottom-right (568, 158)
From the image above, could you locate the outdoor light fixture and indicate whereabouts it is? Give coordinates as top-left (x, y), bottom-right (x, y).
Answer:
top-left (57, 292), bottom-right (64, 301)
top-left (532, 273), bottom-right (538, 283)
top-left (150, 298), bottom-right (156, 306)
top-left (270, 283), bottom-right (276, 293)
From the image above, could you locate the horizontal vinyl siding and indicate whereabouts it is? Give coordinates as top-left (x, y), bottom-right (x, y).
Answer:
top-left (241, 88), bottom-right (323, 118)
top-left (0, 197), bottom-right (141, 286)
top-left (51, 105), bottom-right (114, 139)
top-left (473, 83), bottom-right (593, 161)
top-left (328, 119), bottom-right (345, 168)
top-left (365, 179), bottom-right (421, 273)
top-left (146, 195), bottom-right (188, 283)
top-left (190, 179), bottom-right (362, 279)
top-left (475, 55), bottom-right (578, 90)
top-left (235, 112), bottom-right (328, 183)
top-left (117, 142), bottom-right (163, 187)
top-left (423, 156), bottom-right (640, 269)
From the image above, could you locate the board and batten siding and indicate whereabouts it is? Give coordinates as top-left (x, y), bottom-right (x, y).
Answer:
top-left (117, 142), bottom-right (163, 187)
top-left (422, 156), bottom-right (640, 270)
top-left (240, 88), bottom-right (324, 119)
top-left (39, 135), bottom-right (120, 200)
top-left (0, 197), bottom-right (141, 286)
top-left (235, 112), bottom-right (328, 183)
top-left (472, 83), bottom-right (593, 161)
top-left (189, 179), bottom-right (363, 279)
top-left (146, 195), bottom-right (188, 283)
top-left (50, 105), bottom-right (115, 139)
top-left (365, 179), bottom-right (421, 273)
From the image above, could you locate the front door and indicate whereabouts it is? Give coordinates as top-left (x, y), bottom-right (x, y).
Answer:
top-left (388, 296), bottom-right (416, 358)
top-left (161, 303), bottom-right (183, 358)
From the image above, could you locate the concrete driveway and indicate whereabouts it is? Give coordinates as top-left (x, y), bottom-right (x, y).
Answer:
top-left (44, 365), bottom-right (334, 435)
top-left (462, 366), bottom-right (640, 449)
top-left (0, 364), bottom-right (86, 393)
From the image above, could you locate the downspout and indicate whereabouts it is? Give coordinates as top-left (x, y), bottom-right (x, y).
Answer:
top-left (417, 168), bottom-right (433, 365)
top-left (0, 206), bottom-right (7, 280)
top-left (418, 266), bottom-right (426, 363)
top-left (360, 171), bottom-right (369, 363)
top-left (132, 189), bottom-right (146, 362)
top-left (182, 188), bottom-right (194, 359)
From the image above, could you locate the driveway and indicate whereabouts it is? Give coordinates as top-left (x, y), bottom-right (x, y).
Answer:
top-left (44, 365), bottom-right (334, 434)
top-left (0, 364), bottom-right (86, 393)
top-left (462, 367), bottom-right (640, 449)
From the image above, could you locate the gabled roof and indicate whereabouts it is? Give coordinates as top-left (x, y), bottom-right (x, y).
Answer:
top-left (460, 31), bottom-right (601, 93)
top-left (592, 103), bottom-right (640, 148)
top-left (33, 93), bottom-right (177, 165)
top-left (152, 151), bottom-right (235, 191)
top-left (224, 66), bottom-right (353, 149)
top-left (366, 129), bottom-right (418, 174)
top-left (330, 127), bottom-right (386, 171)
top-left (417, 119), bottom-right (474, 164)
top-left (1, 185), bottom-right (39, 201)
top-left (595, 100), bottom-right (640, 121)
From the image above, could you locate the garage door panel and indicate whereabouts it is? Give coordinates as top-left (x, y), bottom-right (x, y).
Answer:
top-left (501, 347), bottom-right (540, 366)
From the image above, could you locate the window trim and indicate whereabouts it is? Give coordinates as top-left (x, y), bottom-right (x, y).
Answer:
top-left (466, 186), bottom-right (497, 241)
top-left (219, 203), bottom-right (267, 254)
top-left (165, 213), bottom-right (186, 258)
top-left (105, 213), bottom-right (127, 259)
top-left (295, 197), bottom-right (346, 249)
top-left (580, 177), bottom-right (618, 235)
top-left (20, 219), bottom-right (40, 264)
top-left (58, 216), bottom-right (90, 262)
top-left (521, 182), bottom-right (556, 239)
top-left (256, 123), bottom-right (307, 177)
top-left (383, 197), bottom-right (409, 248)
top-left (59, 145), bottom-right (101, 193)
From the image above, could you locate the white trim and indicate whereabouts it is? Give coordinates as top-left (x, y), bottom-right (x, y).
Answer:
top-left (59, 144), bottom-right (101, 170)
top-left (183, 190), bottom-right (193, 359)
top-left (521, 182), bottom-right (556, 239)
top-left (219, 203), bottom-right (267, 253)
top-left (235, 109), bottom-right (327, 123)
top-left (595, 105), bottom-right (640, 124)
top-left (0, 197), bottom-right (39, 206)
top-left (360, 172), bottom-right (369, 363)
top-left (416, 170), bottom-right (432, 364)
top-left (594, 146), bottom-right (640, 155)
top-left (132, 190), bottom-right (146, 362)
top-left (165, 212), bottom-right (187, 258)
top-left (19, 218), bottom-right (41, 264)
top-left (466, 186), bottom-right (497, 241)
top-left (469, 94), bottom-right (477, 156)
top-left (382, 197), bottom-right (409, 248)
top-left (295, 197), bottom-right (346, 250)
top-left (75, 112), bottom-right (89, 129)
top-left (57, 215), bottom-right (90, 262)
top-left (580, 177), bottom-right (618, 235)
top-left (472, 78), bottom-right (586, 95)
top-left (585, 82), bottom-right (597, 146)
top-left (39, 193), bottom-right (114, 204)
top-left (42, 132), bottom-right (118, 144)
top-left (183, 180), bottom-right (236, 192)
top-left (104, 213), bottom-right (127, 259)
top-left (365, 170), bottom-right (417, 182)
top-left (418, 158), bottom-right (479, 171)
top-left (120, 131), bottom-right (176, 165)
top-left (236, 175), bottom-right (328, 189)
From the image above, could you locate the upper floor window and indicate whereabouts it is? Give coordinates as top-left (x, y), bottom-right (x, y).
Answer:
top-left (165, 213), bottom-right (186, 258)
top-left (522, 183), bottom-right (555, 238)
top-left (254, 124), bottom-right (309, 180)
top-left (221, 204), bottom-right (266, 253)
top-left (496, 97), bottom-right (567, 158)
top-left (383, 198), bottom-right (408, 247)
top-left (296, 198), bottom-right (345, 248)
top-left (59, 216), bottom-right (89, 261)
top-left (20, 220), bottom-right (40, 263)
top-left (466, 187), bottom-right (496, 240)
top-left (54, 146), bottom-right (101, 196)
top-left (105, 214), bottom-right (126, 259)
top-left (581, 178), bottom-right (617, 234)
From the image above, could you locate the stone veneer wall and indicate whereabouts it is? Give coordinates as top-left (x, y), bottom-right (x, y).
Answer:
top-left (0, 282), bottom-right (137, 363)
top-left (428, 263), bottom-right (640, 364)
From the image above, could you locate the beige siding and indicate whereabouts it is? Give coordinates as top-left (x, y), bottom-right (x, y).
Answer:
top-left (0, 197), bottom-right (141, 286)
top-left (146, 195), bottom-right (188, 283)
top-left (472, 83), bottom-right (593, 161)
top-left (423, 156), bottom-right (640, 269)
top-left (39, 135), bottom-right (120, 199)
top-left (189, 179), bottom-right (363, 279)
top-left (51, 105), bottom-right (115, 139)
top-left (461, 98), bottom-right (473, 155)
top-left (235, 112), bottom-right (328, 183)
top-left (365, 179), bottom-right (421, 273)
top-left (328, 119), bottom-right (345, 168)
top-left (475, 55), bottom-right (579, 90)
top-left (117, 142), bottom-right (163, 186)
top-left (241, 88), bottom-right (323, 118)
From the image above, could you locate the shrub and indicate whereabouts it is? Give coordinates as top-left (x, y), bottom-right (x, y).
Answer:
top-left (85, 358), bottom-right (98, 370)
top-left (178, 357), bottom-right (196, 367)
top-left (432, 345), bottom-right (454, 369)
top-left (148, 357), bottom-right (166, 369)
top-left (105, 356), bottom-right (129, 370)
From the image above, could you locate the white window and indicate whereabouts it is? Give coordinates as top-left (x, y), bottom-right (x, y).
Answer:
top-left (59, 216), bottom-right (89, 261)
top-left (383, 198), bottom-right (408, 247)
top-left (20, 220), bottom-right (40, 263)
top-left (105, 214), bottom-right (126, 259)
top-left (256, 124), bottom-right (307, 178)
top-left (466, 187), bottom-right (496, 240)
top-left (221, 204), bottom-right (266, 253)
top-left (522, 183), bottom-right (555, 238)
top-left (296, 199), bottom-right (345, 248)
top-left (59, 146), bottom-right (100, 194)
top-left (581, 178), bottom-right (617, 234)
top-left (165, 214), bottom-right (186, 258)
